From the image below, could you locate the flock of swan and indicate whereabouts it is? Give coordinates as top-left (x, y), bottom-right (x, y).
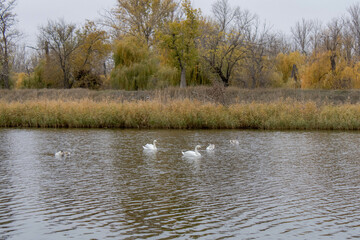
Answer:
top-left (54, 139), bottom-right (239, 159)
top-left (143, 139), bottom-right (239, 158)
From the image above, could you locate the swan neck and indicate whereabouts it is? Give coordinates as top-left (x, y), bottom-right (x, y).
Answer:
top-left (195, 147), bottom-right (199, 154)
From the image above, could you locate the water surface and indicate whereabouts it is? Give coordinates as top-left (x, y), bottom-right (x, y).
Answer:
top-left (0, 129), bottom-right (359, 239)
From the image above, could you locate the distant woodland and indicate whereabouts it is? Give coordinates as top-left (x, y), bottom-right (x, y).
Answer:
top-left (2, 0), bottom-right (360, 90)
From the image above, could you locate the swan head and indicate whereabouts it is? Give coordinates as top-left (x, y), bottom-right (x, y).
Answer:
top-left (55, 150), bottom-right (64, 157)
top-left (55, 150), bottom-right (70, 157)
top-left (194, 145), bottom-right (202, 157)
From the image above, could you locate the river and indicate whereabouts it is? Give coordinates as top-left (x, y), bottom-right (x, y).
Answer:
top-left (0, 129), bottom-right (359, 239)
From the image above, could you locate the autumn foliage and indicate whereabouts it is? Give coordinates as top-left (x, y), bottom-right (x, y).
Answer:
top-left (5, 0), bottom-right (360, 90)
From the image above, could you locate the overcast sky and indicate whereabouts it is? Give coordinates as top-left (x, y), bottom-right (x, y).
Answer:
top-left (15, 0), bottom-right (358, 46)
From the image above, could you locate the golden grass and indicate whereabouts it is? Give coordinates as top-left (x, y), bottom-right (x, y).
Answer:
top-left (2, 87), bottom-right (360, 105)
top-left (1, 98), bottom-right (360, 130)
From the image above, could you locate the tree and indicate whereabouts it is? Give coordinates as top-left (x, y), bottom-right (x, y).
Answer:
top-left (309, 19), bottom-right (322, 54)
top-left (243, 19), bottom-right (273, 88)
top-left (114, 0), bottom-right (177, 47)
top-left (200, 0), bottom-right (255, 86)
top-left (276, 51), bottom-right (305, 85)
top-left (110, 36), bottom-right (179, 90)
top-left (73, 21), bottom-right (111, 89)
top-left (342, 19), bottom-right (354, 64)
top-left (111, 37), bottom-right (155, 90)
top-left (291, 18), bottom-right (313, 55)
top-left (38, 19), bottom-right (80, 88)
top-left (302, 51), bottom-right (332, 89)
top-left (321, 18), bottom-right (342, 72)
top-left (0, 0), bottom-right (19, 88)
top-left (347, 3), bottom-right (360, 58)
top-left (157, 0), bottom-right (201, 87)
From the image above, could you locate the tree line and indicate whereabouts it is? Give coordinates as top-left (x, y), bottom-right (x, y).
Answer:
top-left (2, 0), bottom-right (360, 90)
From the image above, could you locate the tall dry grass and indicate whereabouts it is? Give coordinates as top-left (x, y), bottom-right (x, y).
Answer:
top-left (2, 87), bottom-right (360, 105)
top-left (1, 98), bottom-right (360, 130)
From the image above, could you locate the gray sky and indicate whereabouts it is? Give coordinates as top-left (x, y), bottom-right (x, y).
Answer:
top-left (15, 0), bottom-right (358, 46)
top-left (193, 0), bottom-right (358, 32)
top-left (16, 0), bottom-right (116, 45)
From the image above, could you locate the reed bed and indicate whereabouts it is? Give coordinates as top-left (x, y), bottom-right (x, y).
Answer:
top-left (2, 87), bottom-right (360, 105)
top-left (1, 98), bottom-right (360, 130)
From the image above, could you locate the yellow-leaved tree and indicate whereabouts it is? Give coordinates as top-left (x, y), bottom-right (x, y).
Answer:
top-left (275, 51), bottom-right (305, 87)
top-left (156, 0), bottom-right (202, 88)
top-left (73, 21), bottom-right (111, 89)
top-left (302, 52), bottom-right (332, 89)
top-left (114, 0), bottom-right (177, 47)
top-left (302, 51), bottom-right (358, 89)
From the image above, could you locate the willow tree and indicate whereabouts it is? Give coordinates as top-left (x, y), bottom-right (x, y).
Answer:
top-left (111, 36), bottom-right (160, 90)
top-left (157, 0), bottom-right (201, 87)
top-left (0, 0), bottom-right (19, 88)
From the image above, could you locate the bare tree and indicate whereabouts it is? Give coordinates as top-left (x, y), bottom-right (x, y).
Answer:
top-left (243, 19), bottom-right (272, 88)
top-left (342, 18), bottom-right (354, 64)
top-left (212, 0), bottom-right (240, 32)
top-left (98, 8), bottom-right (125, 40)
top-left (266, 32), bottom-right (292, 57)
top-left (321, 18), bottom-right (343, 71)
top-left (309, 19), bottom-right (322, 54)
top-left (0, 0), bottom-right (19, 88)
top-left (11, 44), bottom-right (33, 74)
top-left (291, 18), bottom-right (313, 55)
top-left (201, 0), bottom-right (255, 86)
top-left (347, 3), bottom-right (360, 58)
top-left (38, 19), bottom-right (80, 88)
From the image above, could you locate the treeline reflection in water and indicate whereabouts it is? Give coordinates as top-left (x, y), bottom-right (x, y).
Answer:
top-left (0, 129), bottom-right (359, 239)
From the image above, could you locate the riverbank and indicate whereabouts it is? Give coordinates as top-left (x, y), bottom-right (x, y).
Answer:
top-left (1, 98), bottom-right (360, 130)
top-left (1, 87), bottom-right (360, 105)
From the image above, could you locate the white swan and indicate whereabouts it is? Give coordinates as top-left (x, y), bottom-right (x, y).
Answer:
top-left (182, 145), bottom-right (201, 158)
top-left (230, 140), bottom-right (239, 145)
top-left (55, 151), bottom-right (70, 157)
top-left (206, 144), bottom-right (215, 151)
top-left (143, 140), bottom-right (157, 151)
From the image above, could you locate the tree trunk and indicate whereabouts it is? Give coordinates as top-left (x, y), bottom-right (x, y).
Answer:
top-left (180, 66), bottom-right (186, 88)
top-left (215, 67), bottom-right (229, 87)
top-left (3, 59), bottom-right (9, 89)
top-left (251, 75), bottom-right (257, 89)
top-left (63, 74), bottom-right (70, 88)
top-left (291, 64), bottom-right (299, 83)
top-left (63, 69), bottom-right (71, 89)
top-left (330, 54), bottom-right (336, 72)
top-left (3, 43), bottom-right (10, 89)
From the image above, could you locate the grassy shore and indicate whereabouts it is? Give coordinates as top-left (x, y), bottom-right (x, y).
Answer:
top-left (1, 96), bottom-right (360, 130)
top-left (1, 87), bottom-right (360, 105)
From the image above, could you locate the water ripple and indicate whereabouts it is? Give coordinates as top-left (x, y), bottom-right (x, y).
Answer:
top-left (0, 129), bottom-right (360, 239)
